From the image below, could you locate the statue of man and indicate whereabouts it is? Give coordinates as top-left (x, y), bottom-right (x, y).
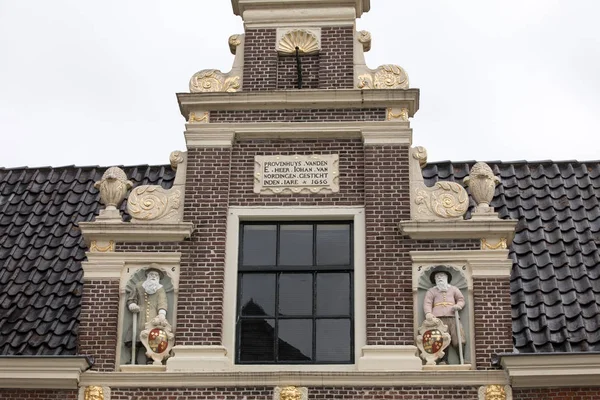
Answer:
top-left (423, 266), bottom-right (466, 363)
top-left (126, 266), bottom-right (168, 363)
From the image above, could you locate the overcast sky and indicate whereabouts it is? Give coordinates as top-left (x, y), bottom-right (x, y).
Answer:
top-left (1, 1), bottom-right (599, 168)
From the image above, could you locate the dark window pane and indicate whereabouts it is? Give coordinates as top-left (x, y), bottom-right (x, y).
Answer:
top-left (279, 273), bottom-right (312, 316)
top-left (242, 225), bottom-right (276, 266)
top-left (279, 224), bottom-right (313, 266)
top-left (278, 319), bottom-right (313, 361)
top-left (317, 273), bottom-right (350, 316)
top-left (239, 319), bottom-right (275, 362)
top-left (240, 274), bottom-right (276, 316)
top-left (316, 224), bottom-right (350, 266)
top-left (316, 319), bottom-right (351, 362)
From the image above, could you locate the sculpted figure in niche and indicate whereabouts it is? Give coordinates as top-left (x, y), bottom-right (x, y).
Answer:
top-left (423, 266), bottom-right (466, 364)
top-left (124, 265), bottom-right (170, 364)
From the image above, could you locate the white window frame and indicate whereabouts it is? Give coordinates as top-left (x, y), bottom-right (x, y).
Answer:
top-left (223, 206), bottom-right (366, 371)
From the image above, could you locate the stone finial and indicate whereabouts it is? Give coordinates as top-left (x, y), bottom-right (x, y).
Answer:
top-left (94, 167), bottom-right (133, 221)
top-left (463, 162), bottom-right (501, 216)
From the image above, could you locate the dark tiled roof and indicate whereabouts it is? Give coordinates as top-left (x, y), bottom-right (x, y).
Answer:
top-left (0, 165), bottom-right (175, 355)
top-left (424, 161), bottom-right (600, 353)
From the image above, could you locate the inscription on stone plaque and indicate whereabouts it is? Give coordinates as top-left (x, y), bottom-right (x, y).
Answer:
top-left (254, 154), bottom-right (339, 194)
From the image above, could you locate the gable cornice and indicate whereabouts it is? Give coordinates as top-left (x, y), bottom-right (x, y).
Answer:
top-left (0, 356), bottom-right (91, 389)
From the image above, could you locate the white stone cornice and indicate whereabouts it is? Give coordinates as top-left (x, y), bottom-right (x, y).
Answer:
top-left (79, 221), bottom-right (194, 245)
top-left (399, 219), bottom-right (518, 243)
top-left (185, 121), bottom-right (412, 146)
top-left (0, 356), bottom-right (91, 389)
top-left (410, 250), bottom-right (513, 278)
top-left (177, 89), bottom-right (419, 116)
top-left (80, 369), bottom-right (507, 388)
top-left (82, 252), bottom-right (182, 280)
top-left (501, 353), bottom-right (600, 387)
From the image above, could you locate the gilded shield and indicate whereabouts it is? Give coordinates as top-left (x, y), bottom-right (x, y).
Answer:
top-left (148, 328), bottom-right (169, 354)
top-left (422, 329), bottom-right (444, 354)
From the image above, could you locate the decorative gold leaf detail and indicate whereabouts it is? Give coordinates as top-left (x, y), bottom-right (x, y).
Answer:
top-left (278, 29), bottom-right (320, 55)
top-left (189, 69), bottom-right (240, 93)
top-left (387, 108), bottom-right (409, 121)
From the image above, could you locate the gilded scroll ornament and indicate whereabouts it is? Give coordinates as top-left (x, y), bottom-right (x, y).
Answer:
top-left (387, 107), bottom-right (409, 121)
top-left (358, 64), bottom-right (409, 90)
top-left (278, 29), bottom-right (320, 55)
top-left (274, 386), bottom-right (308, 400)
top-left (127, 186), bottom-right (182, 222)
top-left (464, 162), bottom-right (501, 214)
top-left (478, 384), bottom-right (512, 400)
top-left (188, 111), bottom-right (209, 123)
top-left (481, 238), bottom-right (507, 250)
top-left (357, 30), bottom-right (371, 52)
top-left (228, 34), bottom-right (242, 54)
top-left (90, 240), bottom-right (115, 253)
top-left (189, 69), bottom-right (240, 93)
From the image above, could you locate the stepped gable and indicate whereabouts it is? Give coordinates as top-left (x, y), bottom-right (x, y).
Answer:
top-left (0, 165), bottom-right (175, 355)
top-left (423, 160), bottom-right (600, 353)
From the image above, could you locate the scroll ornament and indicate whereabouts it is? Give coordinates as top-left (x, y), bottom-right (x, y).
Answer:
top-left (189, 69), bottom-right (240, 93)
top-left (127, 186), bottom-right (181, 222)
top-left (358, 64), bottom-right (409, 90)
top-left (169, 150), bottom-right (185, 170)
top-left (412, 148), bottom-right (468, 219)
top-left (140, 314), bottom-right (175, 365)
top-left (94, 167), bottom-right (133, 221)
top-left (464, 162), bottom-right (500, 214)
top-left (229, 34), bottom-right (242, 54)
top-left (416, 316), bottom-right (451, 365)
top-left (357, 30), bottom-right (371, 52)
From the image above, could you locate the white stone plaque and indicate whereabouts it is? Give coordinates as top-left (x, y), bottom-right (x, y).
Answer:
top-left (254, 154), bottom-right (339, 194)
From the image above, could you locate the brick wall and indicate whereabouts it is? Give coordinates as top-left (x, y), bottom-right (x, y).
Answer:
top-left (473, 278), bottom-right (513, 368)
top-left (210, 109), bottom-right (386, 123)
top-left (242, 27), bottom-right (355, 91)
top-left (108, 387), bottom-right (480, 400)
top-left (513, 388), bottom-right (600, 399)
top-left (79, 279), bottom-right (119, 371)
top-left (319, 27), bottom-right (354, 89)
top-left (277, 54), bottom-right (319, 89)
top-left (0, 390), bottom-right (77, 399)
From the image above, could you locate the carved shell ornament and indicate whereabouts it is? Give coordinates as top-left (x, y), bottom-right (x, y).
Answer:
top-left (358, 64), bottom-right (409, 90)
top-left (189, 69), bottom-right (240, 93)
top-left (278, 29), bottom-right (320, 55)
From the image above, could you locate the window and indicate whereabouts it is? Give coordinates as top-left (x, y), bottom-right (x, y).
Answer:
top-left (236, 221), bottom-right (354, 364)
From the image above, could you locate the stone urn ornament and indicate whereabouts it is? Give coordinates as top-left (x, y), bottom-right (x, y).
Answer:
top-left (463, 162), bottom-right (500, 215)
top-left (94, 167), bottom-right (133, 221)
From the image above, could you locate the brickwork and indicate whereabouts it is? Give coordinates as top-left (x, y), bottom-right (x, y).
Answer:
top-left (210, 108), bottom-right (386, 123)
top-left (243, 29), bottom-right (278, 91)
top-left (0, 390), bottom-right (77, 399)
top-left (513, 388), bottom-right (600, 399)
top-left (473, 278), bottom-right (513, 368)
top-left (78, 279), bottom-right (119, 371)
top-left (277, 54), bottom-right (319, 89)
top-left (109, 387), bottom-right (480, 400)
top-left (319, 27), bottom-right (355, 89)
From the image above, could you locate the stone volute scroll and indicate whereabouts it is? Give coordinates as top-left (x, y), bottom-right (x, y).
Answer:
top-left (416, 265), bottom-right (471, 367)
top-left (94, 166), bottom-right (133, 222)
top-left (409, 146), bottom-right (469, 220)
top-left (126, 151), bottom-right (186, 223)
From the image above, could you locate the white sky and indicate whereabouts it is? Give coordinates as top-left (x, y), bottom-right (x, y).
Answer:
top-left (1, 0), bottom-right (599, 168)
